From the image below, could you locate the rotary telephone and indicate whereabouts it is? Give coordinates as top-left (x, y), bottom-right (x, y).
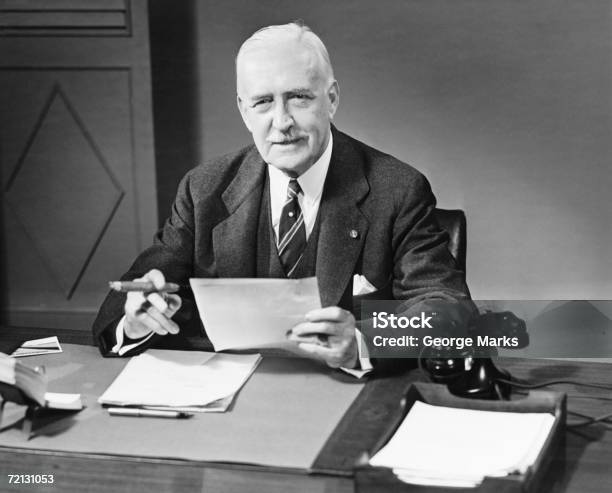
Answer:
top-left (420, 311), bottom-right (529, 400)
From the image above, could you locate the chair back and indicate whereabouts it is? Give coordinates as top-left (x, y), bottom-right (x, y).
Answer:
top-left (434, 208), bottom-right (466, 272)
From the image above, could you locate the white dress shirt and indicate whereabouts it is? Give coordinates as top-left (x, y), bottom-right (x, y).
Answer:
top-left (267, 130), bottom-right (333, 242)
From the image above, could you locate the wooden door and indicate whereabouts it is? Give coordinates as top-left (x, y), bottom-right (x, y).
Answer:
top-left (0, 0), bottom-right (157, 331)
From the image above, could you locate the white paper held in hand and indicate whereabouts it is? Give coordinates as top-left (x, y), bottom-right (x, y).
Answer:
top-left (189, 277), bottom-right (321, 351)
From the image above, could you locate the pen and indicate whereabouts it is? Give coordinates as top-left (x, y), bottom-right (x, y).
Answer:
top-left (107, 407), bottom-right (193, 419)
top-left (108, 281), bottom-right (181, 293)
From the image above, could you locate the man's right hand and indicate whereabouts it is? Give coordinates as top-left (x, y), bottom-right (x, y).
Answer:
top-left (123, 269), bottom-right (182, 339)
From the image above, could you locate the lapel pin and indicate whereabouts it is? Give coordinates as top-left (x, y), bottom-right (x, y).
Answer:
top-left (349, 229), bottom-right (359, 239)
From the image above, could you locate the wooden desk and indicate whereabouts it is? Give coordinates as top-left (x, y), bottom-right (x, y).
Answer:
top-left (1, 327), bottom-right (611, 493)
top-left (502, 358), bottom-right (612, 493)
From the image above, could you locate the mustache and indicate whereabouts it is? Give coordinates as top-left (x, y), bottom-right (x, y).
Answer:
top-left (266, 135), bottom-right (305, 144)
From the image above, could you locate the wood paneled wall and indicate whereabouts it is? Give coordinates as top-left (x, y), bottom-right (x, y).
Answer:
top-left (0, 0), bottom-right (157, 331)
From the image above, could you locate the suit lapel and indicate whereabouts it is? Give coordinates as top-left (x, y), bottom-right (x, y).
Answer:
top-left (212, 149), bottom-right (266, 277)
top-left (316, 129), bottom-right (370, 307)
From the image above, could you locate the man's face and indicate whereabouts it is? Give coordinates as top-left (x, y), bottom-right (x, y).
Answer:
top-left (236, 42), bottom-right (339, 176)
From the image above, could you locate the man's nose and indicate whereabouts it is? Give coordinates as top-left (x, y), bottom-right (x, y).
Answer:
top-left (272, 102), bottom-right (293, 131)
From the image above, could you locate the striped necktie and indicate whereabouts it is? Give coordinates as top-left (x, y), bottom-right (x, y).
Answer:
top-left (277, 179), bottom-right (307, 276)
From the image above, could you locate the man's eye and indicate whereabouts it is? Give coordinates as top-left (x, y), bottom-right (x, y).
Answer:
top-left (252, 99), bottom-right (272, 108)
top-left (290, 94), bottom-right (312, 106)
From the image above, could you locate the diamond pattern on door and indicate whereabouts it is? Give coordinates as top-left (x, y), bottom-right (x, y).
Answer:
top-left (5, 83), bottom-right (124, 299)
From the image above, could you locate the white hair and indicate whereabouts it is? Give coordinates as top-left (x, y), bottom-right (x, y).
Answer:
top-left (236, 22), bottom-right (335, 85)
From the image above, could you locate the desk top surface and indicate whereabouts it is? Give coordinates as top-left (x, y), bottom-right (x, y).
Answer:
top-left (0, 343), bottom-right (366, 470)
top-left (1, 326), bottom-right (612, 493)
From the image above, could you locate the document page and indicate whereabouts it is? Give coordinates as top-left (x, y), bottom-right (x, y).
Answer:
top-left (189, 277), bottom-right (321, 351)
top-left (45, 392), bottom-right (83, 410)
top-left (98, 350), bottom-right (261, 408)
top-left (369, 401), bottom-right (555, 487)
top-left (12, 336), bottom-right (62, 357)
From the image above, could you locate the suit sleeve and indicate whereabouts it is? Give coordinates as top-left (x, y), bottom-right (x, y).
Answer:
top-left (391, 174), bottom-right (470, 301)
top-left (92, 172), bottom-right (203, 356)
top-left (358, 173), bottom-right (477, 373)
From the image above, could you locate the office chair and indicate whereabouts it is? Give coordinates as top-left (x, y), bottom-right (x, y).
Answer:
top-left (430, 208), bottom-right (526, 399)
top-left (433, 208), bottom-right (466, 273)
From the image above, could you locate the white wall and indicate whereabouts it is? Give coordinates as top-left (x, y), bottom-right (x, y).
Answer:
top-left (195, 0), bottom-right (612, 299)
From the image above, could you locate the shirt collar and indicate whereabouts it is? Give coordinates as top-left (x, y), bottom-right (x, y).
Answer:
top-left (267, 130), bottom-right (333, 204)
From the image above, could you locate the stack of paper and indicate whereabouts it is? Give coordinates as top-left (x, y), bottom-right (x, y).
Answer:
top-left (369, 401), bottom-right (555, 487)
top-left (189, 277), bottom-right (321, 351)
top-left (11, 336), bottom-right (62, 358)
top-left (98, 350), bottom-right (261, 413)
top-left (45, 392), bottom-right (83, 410)
top-left (0, 352), bottom-right (83, 410)
top-left (0, 352), bottom-right (46, 405)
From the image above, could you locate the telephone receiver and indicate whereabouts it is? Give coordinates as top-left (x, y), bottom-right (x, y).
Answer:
top-left (420, 311), bottom-right (528, 400)
top-left (447, 357), bottom-right (512, 399)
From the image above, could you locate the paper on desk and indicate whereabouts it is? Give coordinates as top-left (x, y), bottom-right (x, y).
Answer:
top-left (45, 392), bottom-right (83, 410)
top-left (142, 394), bottom-right (234, 413)
top-left (98, 350), bottom-right (260, 409)
top-left (189, 277), bottom-right (321, 351)
top-left (12, 336), bottom-right (62, 358)
top-left (369, 401), bottom-right (555, 487)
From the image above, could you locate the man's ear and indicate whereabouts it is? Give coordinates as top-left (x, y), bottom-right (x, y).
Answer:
top-left (327, 80), bottom-right (340, 119)
top-left (236, 95), bottom-right (253, 132)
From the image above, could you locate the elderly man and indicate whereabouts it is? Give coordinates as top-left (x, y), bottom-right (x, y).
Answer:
top-left (93, 22), bottom-right (472, 373)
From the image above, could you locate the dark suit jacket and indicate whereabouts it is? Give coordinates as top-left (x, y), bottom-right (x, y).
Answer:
top-left (93, 127), bottom-right (473, 370)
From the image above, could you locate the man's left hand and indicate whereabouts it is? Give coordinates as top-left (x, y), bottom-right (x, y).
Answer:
top-left (288, 307), bottom-right (359, 369)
